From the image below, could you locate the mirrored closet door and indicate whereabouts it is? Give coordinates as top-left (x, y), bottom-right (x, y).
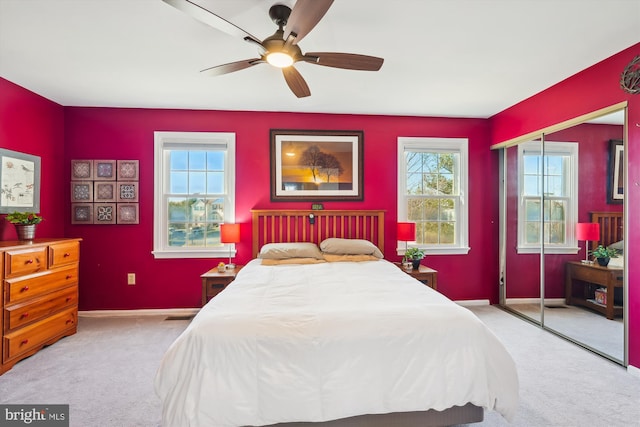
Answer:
top-left (500, 107), bottom-right (626, 365)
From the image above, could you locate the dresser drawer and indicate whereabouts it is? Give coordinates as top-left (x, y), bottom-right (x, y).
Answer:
top-left (49, 241), bottom-right (80, 268)
top-left (4, 246), bottom-right (48, 278)
top-left (4, 286), bottom-right (77, 332)
top-left (5, 265), bottom-right (78, 304)
top-left (3, 308), bottom-right (77, 362)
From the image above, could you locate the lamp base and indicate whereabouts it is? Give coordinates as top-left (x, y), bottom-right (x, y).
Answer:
top-left (226, 263), bottom-right (236, 270)
top-left (580, 259), bottom-right (594, 265)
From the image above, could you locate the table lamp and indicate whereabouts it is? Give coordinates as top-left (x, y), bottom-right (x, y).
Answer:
top-left (576, 222), bottom-right (600, 264)
top-left (397, 222), bottom-right (416, 258)
top-left (220, 223), bottom-right (240, 269)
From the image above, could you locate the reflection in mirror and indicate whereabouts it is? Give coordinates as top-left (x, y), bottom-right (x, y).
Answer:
top-left (499, 107), bottom-right (625, 364)
top-left (543, 109), bottom-right (624, 363)
top-left (503, 138), bottom-right (543, 324)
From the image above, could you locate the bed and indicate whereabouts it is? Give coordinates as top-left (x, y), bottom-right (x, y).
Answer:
top-left (590, 211), bottom-right (624, 268)
top-left (155, 210), bottom-right (518, 427)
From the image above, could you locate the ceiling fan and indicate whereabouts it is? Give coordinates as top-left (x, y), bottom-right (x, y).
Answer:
top-left (162, 0), bottom-right (384, 98)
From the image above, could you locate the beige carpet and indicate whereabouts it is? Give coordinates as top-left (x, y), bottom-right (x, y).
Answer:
top-left (506, 303), bottom-right (624, 362)
top-left (0, 306), bottom-right (639, 427)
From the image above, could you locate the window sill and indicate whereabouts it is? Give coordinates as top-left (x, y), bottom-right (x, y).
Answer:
top-left (517, 246), bottom-right (579, 255)
top-left (152, 248), bottom-right (235, 259)
top-left (397, 246), bottom-right (470, 256)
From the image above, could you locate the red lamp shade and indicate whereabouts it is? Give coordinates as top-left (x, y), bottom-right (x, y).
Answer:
top-left (576, 222), bottom-right (599, 241)
top-left (397, 222), bottom-right (416, 241)
top-left (220, 223), bottom-right (241, 244)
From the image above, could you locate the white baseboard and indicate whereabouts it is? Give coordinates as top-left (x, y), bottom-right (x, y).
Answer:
top-left (78, 308), bottom-right (200, 318)
top-left (455, 299), bottom-right (491, 307)
top-left (504, 297), bottom-right (566, 306)
top-left (628, 364), bottom-right (640, 379)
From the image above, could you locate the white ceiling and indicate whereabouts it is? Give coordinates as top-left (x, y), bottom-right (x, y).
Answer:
top-left (0, 0), bottom-right (638, 118)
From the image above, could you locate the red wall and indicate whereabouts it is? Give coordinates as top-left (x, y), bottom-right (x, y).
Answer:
top-left (490, 42), bottom-right (640, 368)
top-left (0, 78), bottom-right (65, 240)
top-left (62, 107), bottom-right (497, 310)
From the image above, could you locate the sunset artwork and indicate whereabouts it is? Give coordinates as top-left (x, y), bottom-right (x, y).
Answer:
top-left (271, 130), bottom-right (363, 201)
top-left (280, 140), bottom-right (353, 190)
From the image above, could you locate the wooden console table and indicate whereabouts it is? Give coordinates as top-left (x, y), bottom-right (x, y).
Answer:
top-left (565, 261), bottom-right (623, 319)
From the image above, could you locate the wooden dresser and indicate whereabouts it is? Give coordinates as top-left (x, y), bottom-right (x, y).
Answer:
top-left (1, 238), bottom-right (81, 375)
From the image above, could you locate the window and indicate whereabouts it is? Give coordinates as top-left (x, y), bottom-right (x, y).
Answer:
top-left (517, 141), bottom-right (578, 254)
top-left (397, 137), bottom-right (469, 255)
top-left (153, 132), bottom-right (235, 259)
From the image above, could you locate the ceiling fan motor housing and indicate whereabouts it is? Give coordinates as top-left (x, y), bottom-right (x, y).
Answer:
top-left (269, 4), bottom-right (292, 27)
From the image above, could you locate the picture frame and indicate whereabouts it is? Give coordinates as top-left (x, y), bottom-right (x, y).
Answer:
top-left (93, 160), bottom-right (116, 181)
top-left (116, 203), bottom-right (139, 224)
top-left (71, 181), bottom-right (94, 202)
top-left (94, 203), bottom-right (117, 224)
top-left (607, 139), bottom-right (623, 204)
top-left (270, 129), bottom-right (364, 201)
top-left (0, 148), bottom-right (41, 213)
top-left (71, 203), bottom-right (94, 224)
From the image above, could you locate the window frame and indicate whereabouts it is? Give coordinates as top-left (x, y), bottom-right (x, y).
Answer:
top-left (397, 137), bottom-right (469, 255)
top-left (153, 131), bottom-right (236, 259)
top-left (516, 140), bottom-right (579, 254)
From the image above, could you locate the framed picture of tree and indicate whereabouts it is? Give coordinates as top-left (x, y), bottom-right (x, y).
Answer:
top-left (270, 129), bottom-right (364, 201)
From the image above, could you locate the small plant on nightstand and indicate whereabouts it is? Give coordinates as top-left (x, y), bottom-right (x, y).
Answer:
top-left (404, 247), bottom-right (425, 270)
top-left (589, 245), bottom-right (618, 267)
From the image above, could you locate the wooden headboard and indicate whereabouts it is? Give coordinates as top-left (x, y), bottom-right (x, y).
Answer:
top-left (251, 210), bottom-right (385, 258)
top-left (589, 211), bottom-right (624, 249)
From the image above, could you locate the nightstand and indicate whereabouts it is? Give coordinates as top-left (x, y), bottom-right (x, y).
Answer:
top-left (396, 263), bottom-right (438, 290)
top-left (201, 265), bottom-right (242, 306)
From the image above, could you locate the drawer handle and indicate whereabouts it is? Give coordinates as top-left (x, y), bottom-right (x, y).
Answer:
top-left (66, 319), bottom-right (74, 325)
top-left (66, 297), bottom-right (72, 302)
top-left (21, 339), bottom-right (29, 346)
top-left (21, 286), bottom-right (29, 292)
top-left (25, 259), bottom-right (34, 264)
top-left (64, 252), bottom-right (71, 257)
top-left (211, 284), bottom-right (225, 289)
top-left (66, 275), bottom-right (73, 279)
top-left (20, 312), bottom-right (29, 319)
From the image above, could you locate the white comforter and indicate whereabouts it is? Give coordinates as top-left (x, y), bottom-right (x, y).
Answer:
top-left (155, 259), bottom-right (518, 427)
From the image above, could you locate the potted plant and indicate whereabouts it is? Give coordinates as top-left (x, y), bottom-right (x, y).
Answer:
top-left (589, 245), bottom-right (618, 267)
top-left (5, 211), bottom-right (43, 240)
top-left (404, 247), bottom-right (425, 270)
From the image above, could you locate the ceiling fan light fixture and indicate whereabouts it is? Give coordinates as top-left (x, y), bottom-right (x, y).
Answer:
top-left (266, 51), bottom-right (294, 68)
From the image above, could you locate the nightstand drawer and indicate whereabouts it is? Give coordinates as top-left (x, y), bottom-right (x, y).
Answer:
top-left (395, 263), bottom-right (438, 290)
top-left (201, 265), bottom-right (242, 305)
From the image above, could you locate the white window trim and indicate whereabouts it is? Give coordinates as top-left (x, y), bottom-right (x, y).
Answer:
top-left (152, 131), bottom-right (236, 259)
top-left (517, 140), bottom-right (579, 255)
top-left (397, 137), bottom-right (470, 255)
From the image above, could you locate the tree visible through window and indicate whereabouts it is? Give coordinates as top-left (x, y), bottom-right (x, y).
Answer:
top-left (397, 137), bottom-right (469, 255)
top-left (406, 151), bottom-right (459, 244)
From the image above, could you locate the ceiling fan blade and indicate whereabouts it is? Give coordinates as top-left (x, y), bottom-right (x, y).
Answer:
top-left (162, 0), bottom-right (262, 46)
top-left (284, 0), bottom-right (334, 45)
top-left (201, 59), bottom-right (263, 77)
top-left (282, 66), bottom-right (311, 98)
top-left (303, 52), bottom-right (384, 71)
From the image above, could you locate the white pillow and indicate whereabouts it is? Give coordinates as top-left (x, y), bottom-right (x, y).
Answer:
top-left (258, 242), bottom-right (324, 260)
top-left (320, 238), bottom-right (383, 259)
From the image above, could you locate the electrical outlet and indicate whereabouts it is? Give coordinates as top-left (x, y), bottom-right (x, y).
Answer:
top-left (127, 273), bottom-right (136, 285)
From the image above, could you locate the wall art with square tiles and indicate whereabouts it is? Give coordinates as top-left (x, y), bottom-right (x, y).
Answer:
top-left (71, 159), bottom-right (139, 224)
